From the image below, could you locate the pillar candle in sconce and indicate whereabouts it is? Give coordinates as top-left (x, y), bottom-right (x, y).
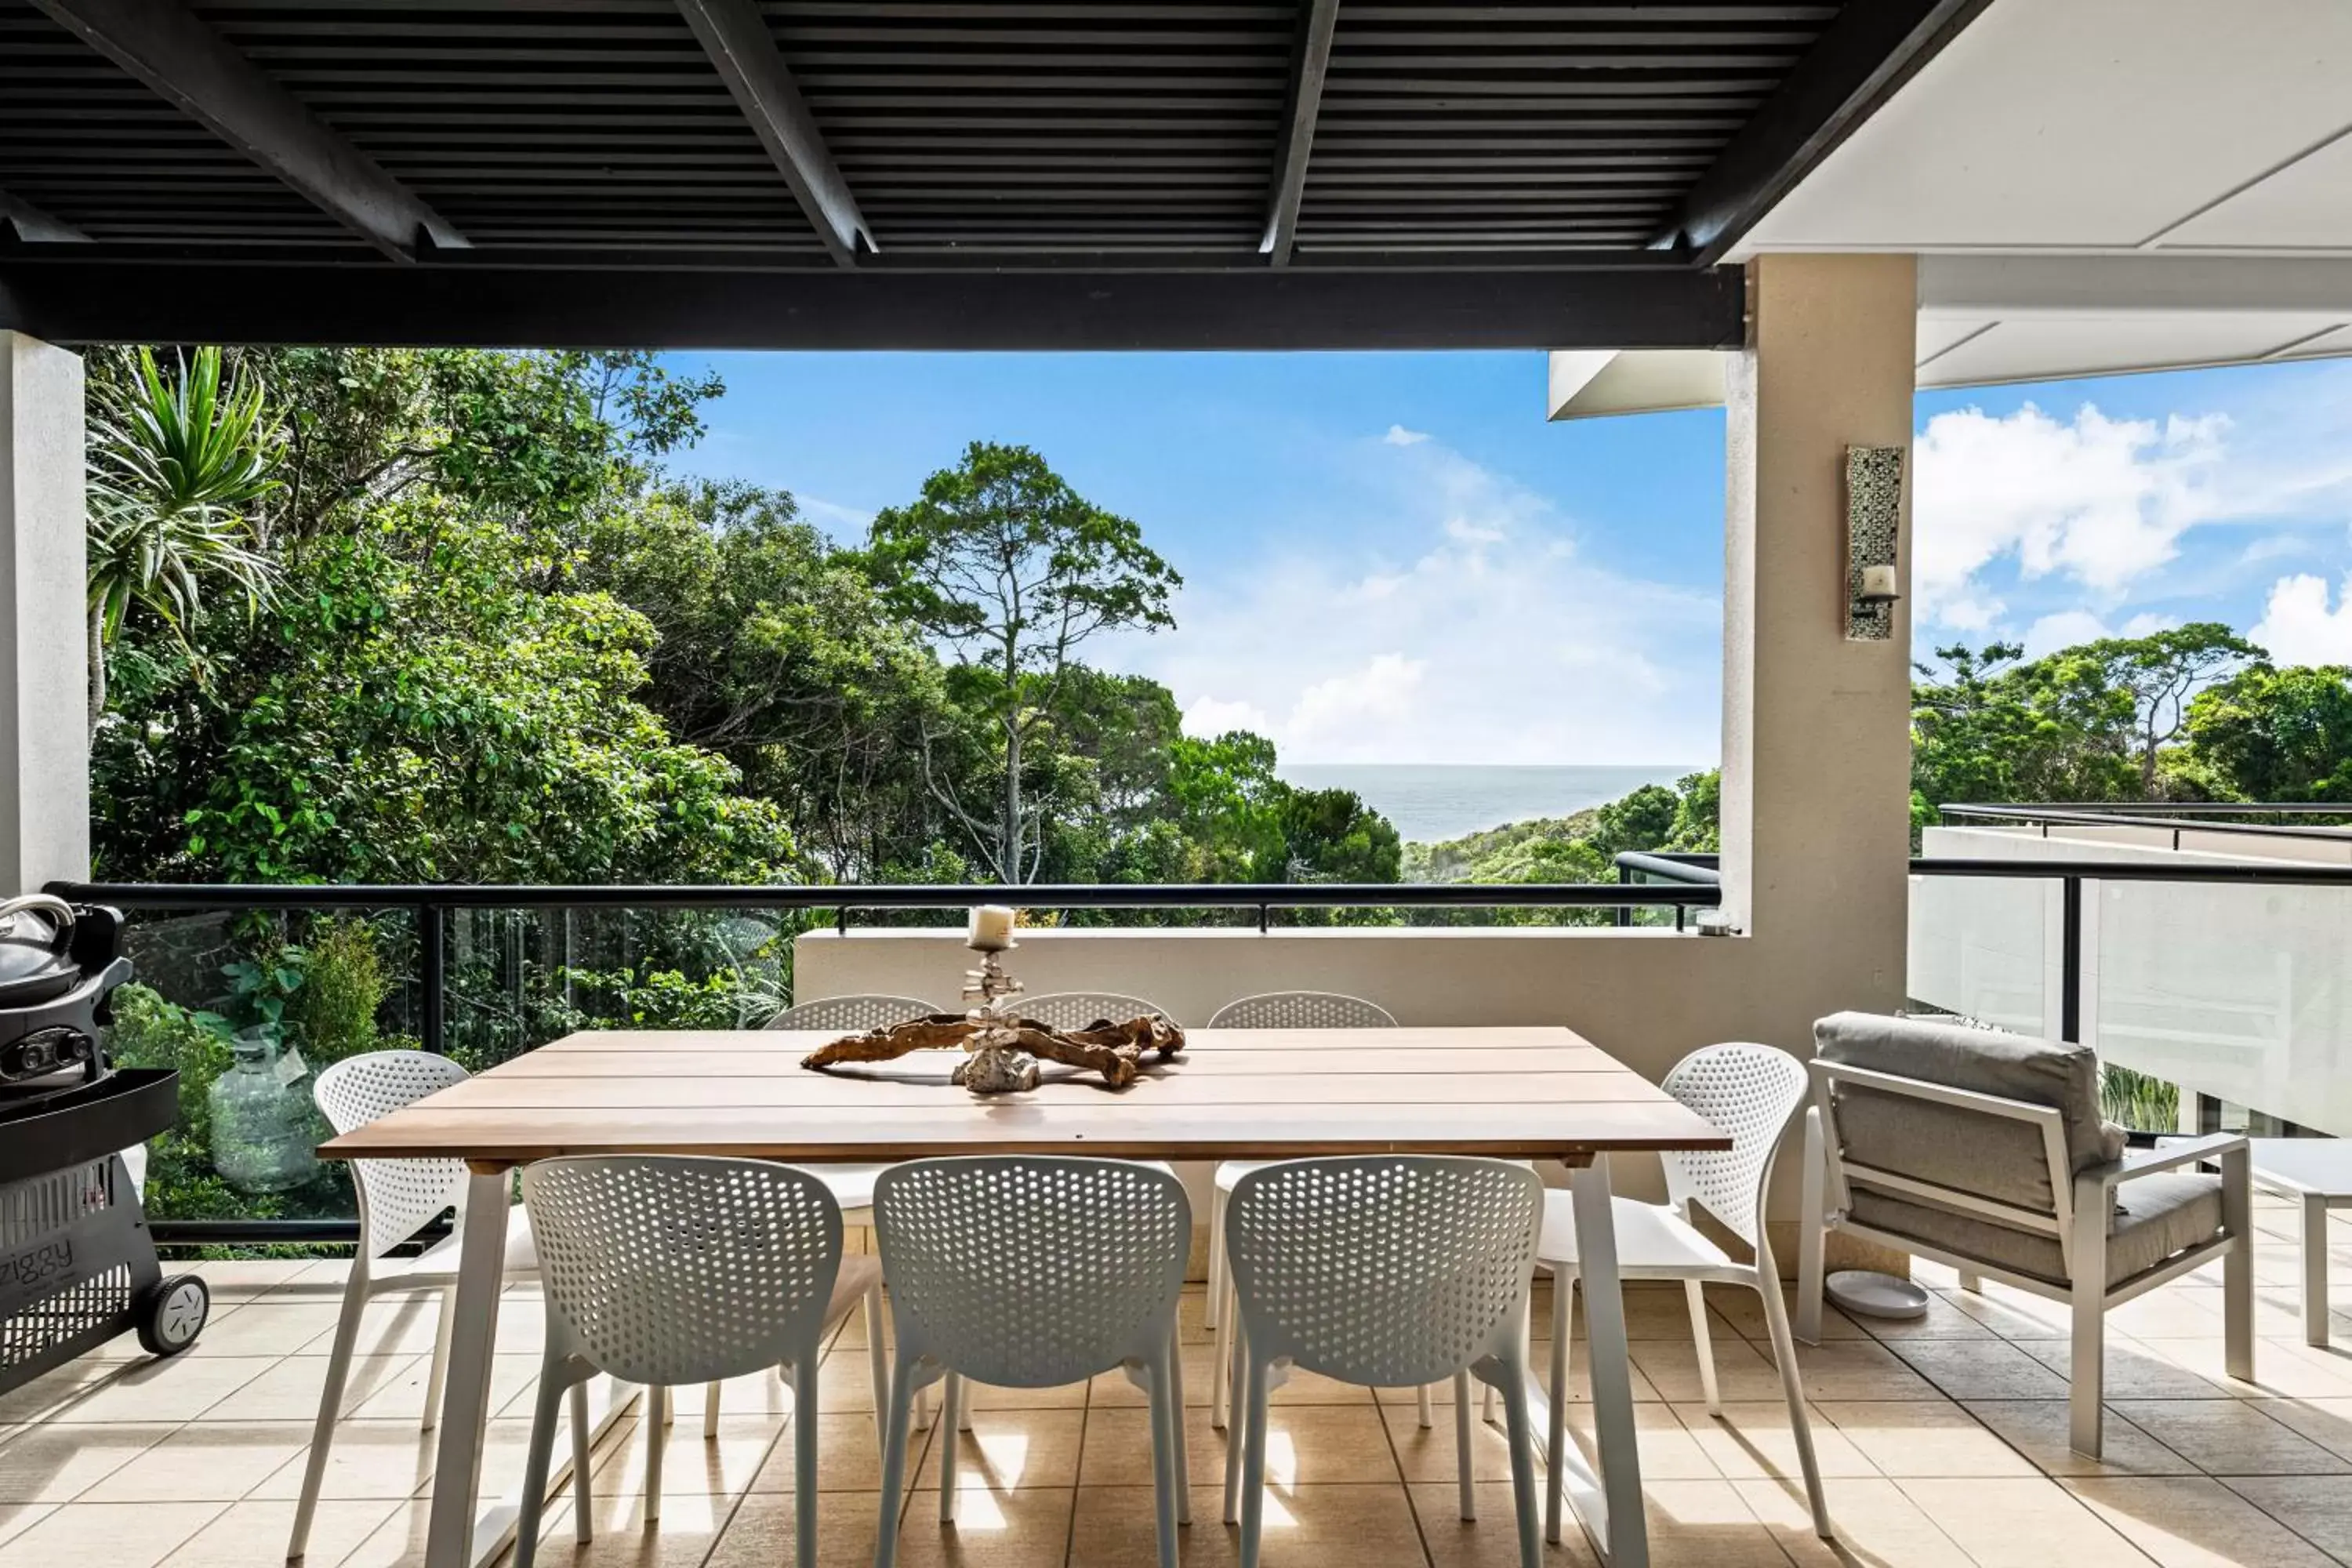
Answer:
top-left (1844, 443), bottom-right (1904, 641)
top-left (966, 904), bottom-right (1018, 953)
top-left (1857, 563), bottom-right (1900, 604)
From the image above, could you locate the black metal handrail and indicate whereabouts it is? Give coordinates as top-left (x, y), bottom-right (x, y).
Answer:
top-left (1940, 802), bottom-right (2352, 844)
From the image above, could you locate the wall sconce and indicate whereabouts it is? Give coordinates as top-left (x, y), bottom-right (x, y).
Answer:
top-left (1844, 444), bottom-right (1904, 641)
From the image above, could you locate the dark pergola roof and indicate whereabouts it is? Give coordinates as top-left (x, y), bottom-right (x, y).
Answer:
top-left (0, 0), bottom-right (1988, 349)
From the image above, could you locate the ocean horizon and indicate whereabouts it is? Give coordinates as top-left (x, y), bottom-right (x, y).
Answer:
top-left (1276, 763), bottom-right (1704, 844)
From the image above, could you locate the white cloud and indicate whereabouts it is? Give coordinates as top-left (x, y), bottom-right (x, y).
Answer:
top-left (1914, 403), bottom-right (2227, 628)
top-left (797, 495), bottom-right (876, 538)
top-left (1381, 424), bottom-right (1430, 446)
top-left (1120, 434), bottom-right (1719, 764)
top-left (2252, 573), bottom-right (2352, 667)
top-left (2022, 610), bottom-right (2113, 659)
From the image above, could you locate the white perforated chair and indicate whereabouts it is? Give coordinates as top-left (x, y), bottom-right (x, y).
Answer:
top-left (872, 1156), bottom-right (1192, 1568)
top-left (1535, 1043), bottom-right (1830, 1544)
top-left (289, 1050), bottom-right (561, 1563)
top-left (513, 1156), bottom-right (886, 1568)
top-left (1199, 993), bottom-right (1407, 1431)
top-left (1223, 1156), bottom-right (1545, 1568)
top-left (765, 993), bottom-right (940, 1033)
top-left (1016, 991), bottom-right (1172, 1031)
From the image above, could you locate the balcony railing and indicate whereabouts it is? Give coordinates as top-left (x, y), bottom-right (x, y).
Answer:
top-left (52, 877), bottom-right (1722, 1248)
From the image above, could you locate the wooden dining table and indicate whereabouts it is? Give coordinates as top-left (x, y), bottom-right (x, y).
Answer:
top-left (321, 1024), bottom-right (1728, 1568)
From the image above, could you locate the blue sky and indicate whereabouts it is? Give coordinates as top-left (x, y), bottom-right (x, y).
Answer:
top-left (666, 351), bottom-right (2352, 768)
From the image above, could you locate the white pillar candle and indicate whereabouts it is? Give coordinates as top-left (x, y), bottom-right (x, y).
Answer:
top-left (1858, 562), bottom-right (1900, 602)
top-left (967, 904), bottom-right (1018, 952)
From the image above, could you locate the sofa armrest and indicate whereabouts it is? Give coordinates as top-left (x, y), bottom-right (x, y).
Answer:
top-left (2077, 1133), bottom-right (2247, 1199)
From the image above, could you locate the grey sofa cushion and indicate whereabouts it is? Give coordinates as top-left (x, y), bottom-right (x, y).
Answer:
top-left (1849, 1171), bottom-right (2224, 1288)
top-left (1815, 1011), bottom-right (2129, 1215)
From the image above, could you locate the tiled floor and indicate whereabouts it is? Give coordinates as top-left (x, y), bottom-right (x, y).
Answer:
top-left (6, 1193), bottom-right (2352, 1566)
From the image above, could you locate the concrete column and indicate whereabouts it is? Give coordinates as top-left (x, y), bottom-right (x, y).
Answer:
top-left (1720, 254), bottom-right (1915, 1004)
top-left (0, 332), bottom-right (89, 891)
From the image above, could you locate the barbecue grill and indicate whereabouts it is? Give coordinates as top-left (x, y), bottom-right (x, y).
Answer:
top-left (0, 895), bottom-right (207, 1394)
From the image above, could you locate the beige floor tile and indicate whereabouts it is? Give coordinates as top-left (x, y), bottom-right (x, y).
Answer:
top-left (896, 1486), bottom-right (1076, 1567)
top-left (589, 1412), bottom-right (784, 1501)
top-left (192, 1353), bottom-right (419, 1423)
top-left (1410, 1480), bottom-right (1599, 1567)
top-left (0, 1361), bottom-right (117, 1426)
top-left (2219, 1475), bottom-right (2352, 1561)
top-left (1382, 1399), bottom-right (1538, 1486)
top-left (1852, 1292), bottom-right (2000, 1343)
top-left (1080, 1404), bottom-right (1243, 1492)
top-left (0, 1500), bottom-right (228, 1568)
top-left (1788, 1338), bottom-right (1947, 1402)
top-left (1940, 1285), bottom-right (2074, 1341)
top-left (747, 1409), bottom-right (906, 1494)
top-left (1887, 1338), bottom-right (2074, 1402)
top-left (0, 1420), bottom-right (174, 1502)
top-left (1125, 1482), bottom-right (1423, 1568)
top-left (177, 1301), bottom-right (351, 1359)
top-left (1087, 1344), bottom-right (1218, 1409)
top-left (249, 1419), bottom-right (434, 1503)
top-left (526, 1490), bottom-right (742, 1568)
top-left (1552, 1400), bottom-right (1720, 1483)
top-left (170, 1495), bottom-right (402, 1567)
top-left (188, 1259), bottom-right (321, 1303)
top-left (1668, 1400), bottom-right (1877, 1482)
top-left (354, 1351), bottom-right (535, 1423)
top-left (1708, 1285), bottom-right (1865, 1343)
top-left (2249, 1396), bottom-right (2352, 1461)
top-left (2107, 1399), bottom-right (2350, 1475)
top-left (2064, 1475), bottom-right (2336, 1567)
top-left (0, 1504), bottom-right (46, 1550)
top-left (1813, 1400), bottom-right (2037, 1479)
top-left (1958, 1400), bottom-right (2194, 1478)
top-left (1385, 1353), bottom-right (1661, 1409)
top-left (916, 1407), bottom-right (1087, 1493)
top-left (2105, 1290), bottom-right (2230, 1341)
top-left (2138, 1335), bottom-right (2352, 1400)
top-left (77, 1418), bottom-right (311, 1502)
top-left (1738, 1475), bottom-right (1972, 1568)
top-left (703, 1488), bottom-right (882, 1568)
top-left (1068, 1485), bottom-right (1240, 1568)
top-left (952, 1377), bottom-right (1092, 1413)
top-left (2007, 1338), bottom-right (2235, 1401)
top-left (294, 1295), bottom-right (453, 1361)
top-left (1896, 1475), bottom-right (2153, 1568)
top-left (76, 1355), bottom-right (290, 1424)
top-left (1635, 1478), bottom-right (1798, 1568)
top-left (1628, 1338), bottom-right (1789, 1405)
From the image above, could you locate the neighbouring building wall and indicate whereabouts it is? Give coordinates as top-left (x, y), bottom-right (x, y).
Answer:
top-left (797, 256), bottom-right (1922, 1236)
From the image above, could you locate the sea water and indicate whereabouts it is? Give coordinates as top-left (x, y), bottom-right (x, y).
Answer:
top-left (1276, 763), bottom-right (1704, 844)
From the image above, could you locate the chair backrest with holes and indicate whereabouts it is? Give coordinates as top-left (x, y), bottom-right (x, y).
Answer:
top-left (873, 1156), bottom-right (1189, 1387)
top-left (1207, 991), bottom-right (1396, 1029)
top-left (1658, 1042), bottom-right (1808, 1251)
top-left (521, 1155), bottom-right (845, 1386)
top-left (1016, 992), bottom-right (1172, 1030)
top-left (314, 1050), bottom-right (471, 1259)
top-left (766, 993), bottom-right (939, 1032)
top-left (1225, 1156), bottom-right (1541, 1388)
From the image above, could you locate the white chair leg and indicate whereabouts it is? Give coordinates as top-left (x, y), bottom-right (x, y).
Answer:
top-left (1796, 1107), bottom-right (1828, 1346)
top-left (1149, 1342), bottom-right (1181, 1568)
top-left (2068, 1174), bottom-right (2107, 1459)
top-left (793, 1351), bottom-right (821, 1568)
top-left (422, 1278), bottom-right (459, 1432)
top-left (1453, 1367), bottom-right (1477, 1520)
top-left (1222, 1323), bottom-right (1248, 1525)
top-left (1496, 1356), bottom-right (1543, 1568)
top-left (702, 1379), bottom-right (722, 1440)
top-left (510, 1364), bottom-right (568, 1568)
top-left (1238, 1356), bottom-right (1272, 1568)
top-left (644, 1384), bottom-right (666, 1521)
top-left (568, 1380), bottom-right (593, 1544)
top-left (873, 1353), bottom-right (920, 1568)
top-left (1418, 1379), bottom-right (1435, 1429)
top-left (1958, 1272), bottom-right (1983, 1294)
top-left (1754, 1270), bottom-right (1830, 1540)
top-left (864, 1285), bottom-right (893, 1454)
top-left (1204, 1185), bottom-right (1225, 1330)
top-left (2223, 1145), bottom-right (2256, 1381)
top-left (1213, 1272), bottom-right (1236, 1431)
top-left (1685, 1279), bottom-right (1721, 1417)
top-left (1544, 1273), bottom-right (1573, 1546)
top-left (939, 1371), bottom-right (962, 1523)
top-left (289, 1262), bottom-right (372, 1560)
top-left (2304, 1194), bottom-right (2332, 1348)
top-left (1482, 1378), bottom-right (1496, 1426)
top-left (1166, 1334), bottom-right (1192, 1522)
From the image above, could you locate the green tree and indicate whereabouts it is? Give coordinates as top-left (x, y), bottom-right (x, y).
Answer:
top-left (2067, 623), bottom-right (2261, 795)
top-left (85, 347), bottom-right (278, 730)
top-left (866, 442), bottom-right (1180, 881)
top-left (2178, 663), bottom-right (2352, 800)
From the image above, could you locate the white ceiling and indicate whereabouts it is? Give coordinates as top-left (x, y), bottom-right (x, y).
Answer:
top-left (1740, 0), bottom-right (2352, 256)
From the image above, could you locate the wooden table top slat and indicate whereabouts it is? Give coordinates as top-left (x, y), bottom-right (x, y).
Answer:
top-left (321, 1025), bottom-right (1727, 1167)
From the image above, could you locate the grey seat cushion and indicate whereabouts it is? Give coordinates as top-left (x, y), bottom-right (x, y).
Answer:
top-left (1849, 1171), bottom-right (2224, 1288)
top-left (1815, 1011), bottom-right (2128, 1214)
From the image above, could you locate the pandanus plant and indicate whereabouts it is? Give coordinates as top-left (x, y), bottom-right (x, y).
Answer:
top-left (85, 347), bottom-right (280, 732)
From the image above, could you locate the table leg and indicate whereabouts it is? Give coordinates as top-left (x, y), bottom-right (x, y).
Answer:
top-left (2307, 1195), bottom-right (2332, 1348)
top-left (424, 1171), bottom-right (511, 1568)
top-left (1571, 1159), bottom-right (1648, 1568)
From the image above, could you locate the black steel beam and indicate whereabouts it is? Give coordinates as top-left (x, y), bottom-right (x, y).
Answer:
top-left (27, 0), bottom-right (466, 262)
top-left (1261, 0), bottom-right (1340, 267)
top-left (1659, 0), bottom-right (1993, 264)
top-left (674, 0), bottom-right (876, 267)
top-left (0, 191), bottom-right (87, 245)
top-left (0, 259), bottom-right (1748, 351)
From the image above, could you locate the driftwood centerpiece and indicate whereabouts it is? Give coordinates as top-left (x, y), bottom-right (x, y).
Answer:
top-left (800, 1012), bottom-right (1184, 1094)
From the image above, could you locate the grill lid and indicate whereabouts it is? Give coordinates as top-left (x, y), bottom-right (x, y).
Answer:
top-left (0, 895), bottom-right (85, 1008)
